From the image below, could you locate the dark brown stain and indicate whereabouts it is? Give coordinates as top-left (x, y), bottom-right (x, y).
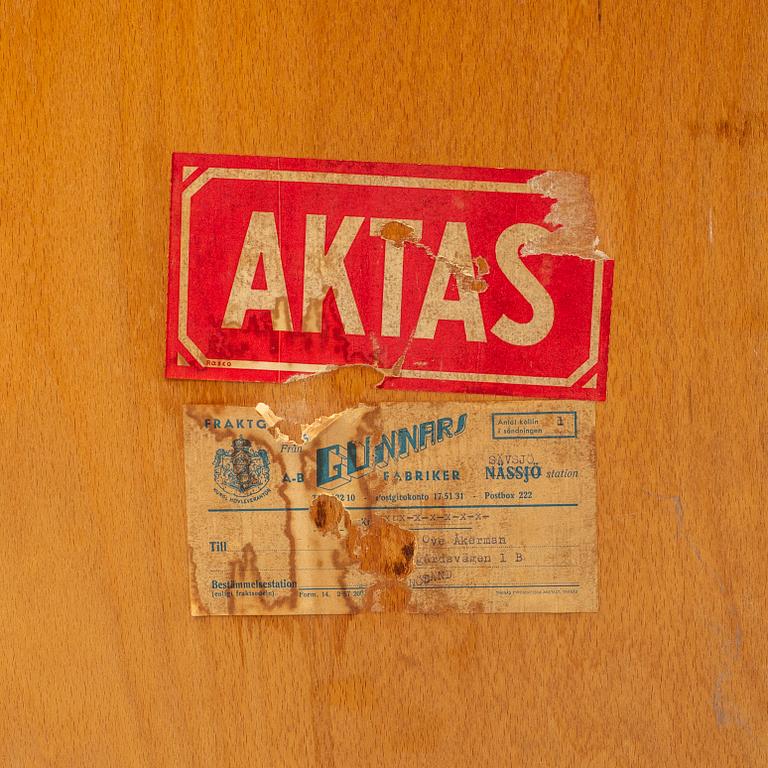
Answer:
top-left (310, 485), bottom-right (415, 612)
top-left (310, 494), bottom-right (345, 534)
top-left (351, 515), bottom-right (415, 579)
top-left (188, 546), bottom-right (210, 616)
top-left (224, 443), bottom-right (298, 615)
top-left (331, 547), bottom-right (361, 614)
top-left (274, 447), bottom-right (298, 611)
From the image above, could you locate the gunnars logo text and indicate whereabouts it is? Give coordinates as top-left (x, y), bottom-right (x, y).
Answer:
top-left (315, 413), bottom-right (467, 490)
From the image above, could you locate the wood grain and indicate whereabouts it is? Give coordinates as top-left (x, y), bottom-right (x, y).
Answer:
top-left (1, 0), bottom-right (766, 764)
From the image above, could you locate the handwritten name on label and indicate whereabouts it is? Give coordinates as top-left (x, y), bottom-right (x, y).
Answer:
top-left (183, 401), bottom-right (598, 615)
top-left (167, 154), bottom-right (613, 399)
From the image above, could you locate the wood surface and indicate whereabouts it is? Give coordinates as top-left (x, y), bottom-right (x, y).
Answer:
top-left (2, 0), bottom-right (766, 765)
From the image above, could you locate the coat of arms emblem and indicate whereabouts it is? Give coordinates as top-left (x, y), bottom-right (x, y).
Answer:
top-left (213, 437), bottom-right (270, 496)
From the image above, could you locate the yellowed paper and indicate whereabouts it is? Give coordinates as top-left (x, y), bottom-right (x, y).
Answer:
top-left (183, 402), bottom-right (597, 615)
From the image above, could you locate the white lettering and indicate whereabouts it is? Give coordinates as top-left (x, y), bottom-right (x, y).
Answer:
top-left (302, 215), bottom-right (365, 334)
top-left (490, 223), bottom-right (554, 346)
top-left (222, 212), bottom-right (292, 331)
top-left (414, 222), bottom-right (486, 342)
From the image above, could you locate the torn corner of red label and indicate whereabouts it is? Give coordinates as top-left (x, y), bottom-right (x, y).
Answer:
top-left (165, 153), bottom-right (614, 400)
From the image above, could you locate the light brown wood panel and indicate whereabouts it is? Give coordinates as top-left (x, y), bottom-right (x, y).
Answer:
top-left (1, 1), bottom-right (766, 765)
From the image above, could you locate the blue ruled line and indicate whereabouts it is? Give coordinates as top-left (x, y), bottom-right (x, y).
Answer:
top-left (209, 503), bottom-right (578, 512)
top-left (347, 504), bottom-right (577, 510)
top-left (209, 507), bottom-right (310, 512)
top-left (411, 583), bottom-right (580, 590)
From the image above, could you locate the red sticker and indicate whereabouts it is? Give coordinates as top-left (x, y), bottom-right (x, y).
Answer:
top-left (166, 153), bottom-right (613, 399)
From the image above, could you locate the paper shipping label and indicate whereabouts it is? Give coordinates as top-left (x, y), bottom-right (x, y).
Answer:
top-left (183, 401), bottom-right (598, 615)
top-left (167, 153), bottom-right (613, 399)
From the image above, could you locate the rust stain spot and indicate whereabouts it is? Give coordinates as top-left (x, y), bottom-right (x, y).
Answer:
top-left (379, 220), bottom-right (418, 247)
top-left (459, 276), bottom-right (489, 293)
top-left (310, 493), bottom-right (415, 611)
top-left (349, 515), bottom-right (415, 579)
top-left (379, 220), bottom-right (489, 293)
top-left (310, 494), bottom-right (345, 535)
